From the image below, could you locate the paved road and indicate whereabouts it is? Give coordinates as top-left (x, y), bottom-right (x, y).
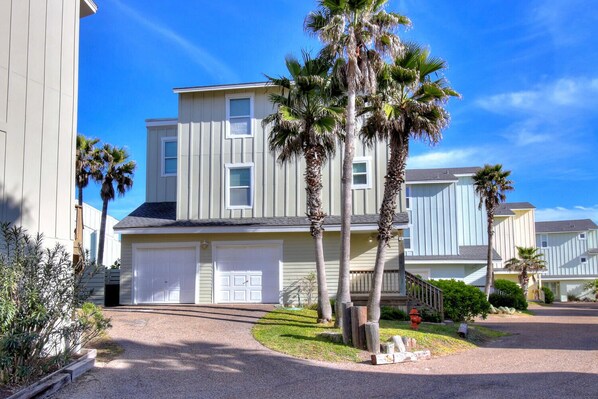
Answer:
top-left (56, 302), bottom-right (598, 399)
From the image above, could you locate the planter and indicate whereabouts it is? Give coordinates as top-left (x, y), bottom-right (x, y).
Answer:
top-left (8, 349), bottom-right (96, 399)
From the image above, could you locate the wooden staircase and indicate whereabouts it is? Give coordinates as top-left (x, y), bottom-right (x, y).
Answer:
top-left (349, 270), bottom-right (444, 320)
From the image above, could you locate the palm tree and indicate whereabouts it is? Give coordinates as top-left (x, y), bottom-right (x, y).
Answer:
top-left (360, 44), bottom-right (459, 323)
top-left (75, 135), bottom-right (100, 207)
top-left (96, 144), bottom-right (136, 266)
top-left (505, 246), bottom-right (546, 298)
top-left (473, 164), bottom-right (514, 298)
top-left (305, 0), bottom-right (411, 325)
top-left (263, 52), bottom-right (343, 322)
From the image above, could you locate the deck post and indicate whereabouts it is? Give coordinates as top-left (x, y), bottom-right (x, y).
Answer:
top-left (398, 230), bottom-right (406, 295)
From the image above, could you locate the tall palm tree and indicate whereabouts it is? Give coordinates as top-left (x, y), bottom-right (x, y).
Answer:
top-left (473, 164), bottom-right (514, 298)
top-left (360, 44), bottom-right (459, 323)
top-left (505, 246), bottom-right (546, 298)
top-left (263, 52), bottom-right (343, 322)
top-left (305, 0), bottom-right (410, 325)
top-left (96, 144), bottom-right (136, 266)
top-left (75, 135), bottom-right (100, 207)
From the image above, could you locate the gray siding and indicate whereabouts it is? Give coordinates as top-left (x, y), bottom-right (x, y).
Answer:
top-left (146, 124), bottom-right (177, 202)
top-left (538, 230), bottom-right (598, 277)
top-left (408, 183), bottom-right (459, 256)
top-left (174, 88), bottom-right (402, 220)
top-left (456, 176), bottom-right (487, 246)
top-left (0, 0), bottom-right (91, 247)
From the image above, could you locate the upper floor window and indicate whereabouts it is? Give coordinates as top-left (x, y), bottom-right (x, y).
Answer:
top-left (226, 163), bottom-right (253, 209)
top-left (581, 256), bottom-right (587, 264)
top-left (161, 137), bottom-right (177, 177)
top-left (403, 228), bottom-right (412, 251)
top-left (226, 94), bottom-right (254, 137)
top-left (540, 234), bottom-right (548, 248)
top-left (405, 186), bottom-right (412, 210)
top-left (579, 232), bottom-right (586, 240)
top-left (352, 157), bottom-right (371, 189)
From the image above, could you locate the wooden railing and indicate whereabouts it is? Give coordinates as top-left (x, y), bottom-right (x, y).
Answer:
top-left (349, 270), bottom-right (444, 320)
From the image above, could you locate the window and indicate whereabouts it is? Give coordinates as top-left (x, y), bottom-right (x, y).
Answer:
top-left (579, 232), bottom-right (586, 240)
top-left (352, 157), bottom-right (371, 189)
top-left (161, 137), bottom-right (177, 176)
top-left (540, 234), bottom-right (548, 248)
top-left (403, 228), bottom-right (412, 251)
top-left (226, 164), bottom-right (253, 209)
top-left (226, 94), bottom-right (254, 137)
top-left (581, 257), bottom-right (587, 264)
top-left (405, 186), bottom-right (412, 210)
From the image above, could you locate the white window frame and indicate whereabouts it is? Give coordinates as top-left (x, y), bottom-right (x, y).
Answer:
top-left (161, 137), bottom-right (177, 177)
top-left (540, 234), bottom-right (548, 248)
top-left (352, 156), bottom-right (371, 190)
top-left (402, 227), bottom-right (412, 251)
top-left (579, 232), bottom-right (586, 240)
top-left (225, 163), bottom-right (254, 210)
top-left (581, 256), bottom-right (587, 264)
top-left (405, 185), bottom-right (412, 210)
top-left (225, 93), bottom-right (254, 138)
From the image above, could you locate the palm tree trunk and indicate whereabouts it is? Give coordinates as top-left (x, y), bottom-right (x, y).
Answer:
top-left (305, 148), bottom-right (332, 322)
top-left (97, 198), bottom-right (108, 267)
top-left (336, 57), bottom-right (357, 327)
top-left (484, 212), bottom-right (494, 298)
top-left (367, 137), bottom-right (408, 323)
top-left (521, 270), bottom-right (529, 298)
top-left (78, 185), bottom-right (83, 207)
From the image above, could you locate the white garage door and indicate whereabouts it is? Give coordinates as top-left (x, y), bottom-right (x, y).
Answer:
top-left (215, 244), bottom-right (281, 304)
top-left (134, 246), bottom-right (197, 304)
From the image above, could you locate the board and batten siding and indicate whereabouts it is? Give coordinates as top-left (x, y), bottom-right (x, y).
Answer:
top-left (174, 88), bottom-right (404, 220)
top-left (456, 176), bottom-right (486, 247)
top-left (120, 231), bottom-right (400, 305)
top-left (537, 230), bottom-right (598, 277)
top-left (493, 209), bottom-right (536, 264)
top-left (146, 123), bottom-right (177, 202)
top-left (408, 183), bottom-right (459, 256)
top-left (0, 0), bottom-right (92, 248)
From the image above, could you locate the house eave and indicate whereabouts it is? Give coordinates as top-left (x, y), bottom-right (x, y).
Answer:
top-left (173, 82), bottom-right (272, 94)
top-left (80, 0), bottom-right (98, 18)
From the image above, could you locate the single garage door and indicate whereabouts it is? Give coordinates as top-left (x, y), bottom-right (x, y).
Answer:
top-left (134, 246), bottom-right (197, 304)
top-left (214, 244), bottom-right (281, 304)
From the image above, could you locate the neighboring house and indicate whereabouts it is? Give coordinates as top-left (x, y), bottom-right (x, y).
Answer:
top-left (536, 219), bottom-right (598, 302)
top-left (82, 202), bottom-right (121, 267)
top-left (114, 82), bottom-right (409, 305)
top-left (403, 167), bottom-right (500, 288)
top-left (0, 0), bottom-right (97, 248)
top-left (492, 202), bottom-right (539, 298)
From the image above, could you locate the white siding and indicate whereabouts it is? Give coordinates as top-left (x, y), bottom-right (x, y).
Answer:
top-left (456, 176), bottom-right (487, 246)
top-left (146, 123), bottom-right (177, 202)
top-left (538, 230), bottom-right (598, 277)
top-left (82, 203), bottom-right (121, 266)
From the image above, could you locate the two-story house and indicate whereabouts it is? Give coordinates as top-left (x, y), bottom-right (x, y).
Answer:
top-left (403, 167), bottom-right (499, 288)
top-left (492, 202), bottom-right (539, 298)
top-left (0, 0), bottom-right (96, 249)
top-left (114, 82), bottom-right (409, 305)
top-left (536, 219), bottom-right (598, 301)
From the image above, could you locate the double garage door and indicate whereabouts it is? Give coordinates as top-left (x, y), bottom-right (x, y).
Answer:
top-left (134, 243), bottom-right (280, 304)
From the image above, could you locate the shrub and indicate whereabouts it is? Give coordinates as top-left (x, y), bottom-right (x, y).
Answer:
top-left (419, 308), bottom-right (442, 323)
top-left (494, 279), bottom-right (528, 310)
top-left (489, 293), bottom-right (516, 308)
top-left (380, 306), bottom-right (409, 321)
top-left (0, 223), bottom-right (110, 385)
top-left (429, 279), bottom-right (490, 322)
top-left (542, 287), bottom-right (555, 304)
top-left (567, 294), bottom-right (579, 302)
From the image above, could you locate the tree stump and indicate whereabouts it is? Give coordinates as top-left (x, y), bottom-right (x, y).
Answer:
top-left (341, 302), bottom-right (353, 345)
top-left (365, 322), bottom-right (380, 353)
top-left (351, 306), bottom-right (367, 350)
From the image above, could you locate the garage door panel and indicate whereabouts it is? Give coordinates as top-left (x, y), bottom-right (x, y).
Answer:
top-left (249, 275), bottom-right (261, 287)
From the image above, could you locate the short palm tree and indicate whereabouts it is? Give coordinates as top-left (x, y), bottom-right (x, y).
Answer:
top-left (263, 52), bottom-right (343, 322)
top-left (96, 144), bottom-right (136, 267)
top-left (505, 246), bottom-right (546, 298)
top-left (305, 0), bottom-right (411, 325)
top-left (75, 135), bottom-right (100, 207)
top-left (360, 44), bottom-right (459, 323)
top-left (473, 164), bottom-right (514, 298)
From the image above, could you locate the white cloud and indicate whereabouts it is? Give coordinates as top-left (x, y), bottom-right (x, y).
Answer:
top-left (407, 149), bottom-right (481, 169)
top-left (536, 205), bottom-right (598, 223)
top-left (111, 0), bottom-right (237, 81)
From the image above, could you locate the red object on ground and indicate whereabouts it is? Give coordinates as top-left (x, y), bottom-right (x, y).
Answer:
top-left (409, 308), bottom-right (422, 330)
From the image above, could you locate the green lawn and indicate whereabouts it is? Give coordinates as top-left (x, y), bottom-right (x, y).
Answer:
top-left (252, 308), bottom-right (507, 363)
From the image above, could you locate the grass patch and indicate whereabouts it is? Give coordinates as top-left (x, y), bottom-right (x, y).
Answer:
top-left (87, 334), bottom-right (124, 363)
top-left (253, 308), bottom-right (507, 362)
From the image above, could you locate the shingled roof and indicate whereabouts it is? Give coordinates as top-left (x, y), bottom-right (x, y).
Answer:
top-left (407, 245), bottom-right (501, 261)
top-left (535, 219), bottom-right (598, 233)
top-left (495, 202), bottom-right (536, 216)
top-left (114, 202), bottom-right (409, 231)
top-left (406, 167), bottom-right (480, 183)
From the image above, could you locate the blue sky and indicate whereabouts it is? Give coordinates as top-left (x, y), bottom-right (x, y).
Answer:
top-left (78, 0), bottom-right (598, 222)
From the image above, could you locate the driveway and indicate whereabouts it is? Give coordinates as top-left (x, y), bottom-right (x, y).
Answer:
top-left (56, 303), bottom-right (598, 399)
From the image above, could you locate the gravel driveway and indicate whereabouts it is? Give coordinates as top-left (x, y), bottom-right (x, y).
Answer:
top-left (55, 302), bottom-right (598, 399)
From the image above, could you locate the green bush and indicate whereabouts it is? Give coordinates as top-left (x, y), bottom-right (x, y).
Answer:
top-left (419, 308), bottom-right (442, 323)
top-left (429, 279), bottom-right (490, 322)
top-left (542, 287), bottom-right (555, 304)
top-left (494, 279), bottom-right (528, 310)
top-left (0, 223), bottom-right (110, 385)
top-left (489, 293), bottom-right (516, 308)
top-left (380, 306), bottom-right (409, 321)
